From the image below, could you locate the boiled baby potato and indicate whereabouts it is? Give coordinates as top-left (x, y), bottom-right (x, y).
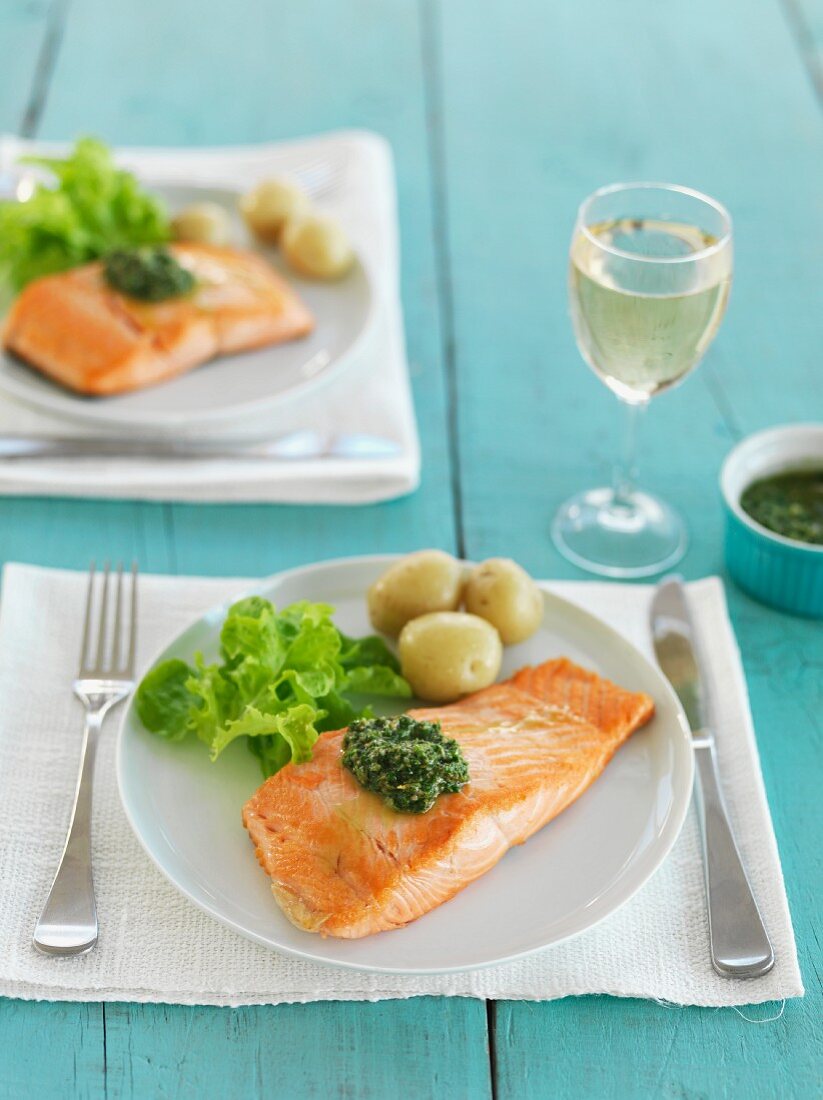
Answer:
top-left (239, 178), bottom-right (311, 243)
top-left (367, 550), bottom-right (463, 637)
top-left (399, 612), bottom-right (503, 704)
top-left (171, 202), bottom-right (232, 246)
top-left (281, 215), bottom-right (355, 279)
top-left (463, 558), bottom-right (543, 645)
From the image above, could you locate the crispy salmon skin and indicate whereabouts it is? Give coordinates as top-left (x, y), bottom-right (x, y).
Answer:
top-left (1, 243), bottom-right (314, 396)
top-left (242, 659), bottom-right (654, 938)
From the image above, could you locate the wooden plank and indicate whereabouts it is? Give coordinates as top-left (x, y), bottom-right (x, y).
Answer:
top-left (0, 499), bottom-right (175, 573)
top-left (434, 0), bottom-right (822, 1095)
top-left (0, 2), bottom-right (482, 1099)
top-left (494, 994), bottom-right (821, 1098)
top-left (0, 0), bottom-right (58, 134)
top-left (783, 0), bottom-right (823, 100)
top-left (103, 999), bottom-right (490, 1100)
top-left (0, 9), bottom-right (171, 1099)
top-left (0, 999), bottom-right (104, 1100)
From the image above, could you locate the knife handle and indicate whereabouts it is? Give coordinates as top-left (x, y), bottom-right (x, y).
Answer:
top-left (694, 742), bottom-right (774, 978)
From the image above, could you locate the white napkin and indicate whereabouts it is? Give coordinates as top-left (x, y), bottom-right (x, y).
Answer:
top-left (0, 564), bottom-right (802, 1006)
top-left (0, 133), bottom-right (420, 504)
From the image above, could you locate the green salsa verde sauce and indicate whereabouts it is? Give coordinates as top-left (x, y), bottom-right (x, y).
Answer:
top-left (103, 247), bottom-right (196, 302)
top-left (740, 470), bottom-right (823, 546)
top-left (342, 715), bottom-right (470, 814)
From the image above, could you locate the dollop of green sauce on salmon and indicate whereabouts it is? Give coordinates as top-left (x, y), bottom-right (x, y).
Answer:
top-left (104, 246), bottom-right (195, 302)
top-left (342, 714), bottom-right (469, 814)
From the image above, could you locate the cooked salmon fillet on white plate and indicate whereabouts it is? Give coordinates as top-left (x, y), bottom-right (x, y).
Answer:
top-left (242, 658), bottom-right (655, 939)
top-left (2, 243), bottom-right (314, 396)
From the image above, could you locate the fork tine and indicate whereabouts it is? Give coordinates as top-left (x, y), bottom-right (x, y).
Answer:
top-left (302, 169), bottom-right (342, 199)
top-left (94, 562), bottom-right (111, 673)
top-left (78, 562), bottom-right (96, 676)
top-left (296, 153), bottom-right (347, 200)
top-left (125, 561), bottom-right (138, 677)
top-left (111, 562), bottom-right (124, 672)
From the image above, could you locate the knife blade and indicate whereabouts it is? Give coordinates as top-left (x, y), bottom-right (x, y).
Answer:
top-left (0, 430), bottom-right (401, 463)
top-left (651, 575), bottom-right (774, 979)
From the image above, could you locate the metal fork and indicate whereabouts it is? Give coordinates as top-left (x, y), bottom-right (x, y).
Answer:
top-left (33, 562), bottom-right (138, 956)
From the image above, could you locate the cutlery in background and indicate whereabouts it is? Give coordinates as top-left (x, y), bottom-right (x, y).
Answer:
top-left (1, 149), bottom-right (349, 204)
top-left (33, 563), bottom-right (138, 956)
top-left (651, 575), bottom-right (774, 978)
top-left (142, 151), bottom-right (349, 202)
top-left (0, 431), bottom-right (401, 463)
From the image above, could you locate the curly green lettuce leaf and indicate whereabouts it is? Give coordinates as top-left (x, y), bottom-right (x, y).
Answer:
top-left (136, 597), bottom-right (410, 780)
top-left (247, 733), bottom-right (296, 778)
top-left (338, 631), bottom-right (401, 672)
top-left (184, 655), bottom-right (240, 745)
top-left (343, 664), bottom-right (412, 698)
top-left (210, 701), bottom-right (321, 763)
top-left (0, 136), bottom-right (169, 291)
top-left (315, 691), bottom-right (362, 732)
top-left (219, 596), bottom-right (285, 666)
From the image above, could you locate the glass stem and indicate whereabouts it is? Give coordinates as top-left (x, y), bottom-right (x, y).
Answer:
top-left (611, 400), bottom-right (645, 510)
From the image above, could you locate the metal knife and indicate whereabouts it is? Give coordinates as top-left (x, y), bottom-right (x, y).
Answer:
top-left (0, 430), bottom-right (401, 463)
top-left (651, 575), bottom-right (774, 978)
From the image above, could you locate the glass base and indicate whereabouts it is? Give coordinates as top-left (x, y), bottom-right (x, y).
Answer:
top-left (551, 487), bottom-right (687, 578)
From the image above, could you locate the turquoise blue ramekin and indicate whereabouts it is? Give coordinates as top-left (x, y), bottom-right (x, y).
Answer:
top-left (721, 424), bottom-right (823, 618)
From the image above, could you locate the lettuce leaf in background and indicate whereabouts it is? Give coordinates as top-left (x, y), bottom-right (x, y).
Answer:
top-left (211, 703), bottom-right (319, 765)
top-left (0, 136), bottom-right (169, 291)
top-left (135, 597), bottom-right (411, 779)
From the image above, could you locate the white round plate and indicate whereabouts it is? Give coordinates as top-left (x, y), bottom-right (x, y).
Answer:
top-left (0, 184), bottom-right (375, 436)
top-left (117, 555), bottom-right (693, 974)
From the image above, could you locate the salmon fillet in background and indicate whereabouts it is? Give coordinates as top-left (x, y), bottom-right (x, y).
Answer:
top-left (1, 243), bottom-right (314, 396)
top-left (242, 659), bottom-right (655, 939)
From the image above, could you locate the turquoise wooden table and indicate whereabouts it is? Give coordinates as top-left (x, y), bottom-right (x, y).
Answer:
top-left (0, 1), bottom-right (821, 1096)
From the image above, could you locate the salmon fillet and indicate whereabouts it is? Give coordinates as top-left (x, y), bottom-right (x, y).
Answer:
top-left (242, 660), bottom-right (654, 938)
top-left (2, 243), bottom-right (314, 396)
top-left (510, 657), bottom-right (655, 737)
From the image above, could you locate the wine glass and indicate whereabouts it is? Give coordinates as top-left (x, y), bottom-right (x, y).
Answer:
top-left (552, 182), bottom-right (733, 577)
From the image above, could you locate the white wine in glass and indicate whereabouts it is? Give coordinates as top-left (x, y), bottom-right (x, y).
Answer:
top-left (553, 185), bottom-right (733, 577)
